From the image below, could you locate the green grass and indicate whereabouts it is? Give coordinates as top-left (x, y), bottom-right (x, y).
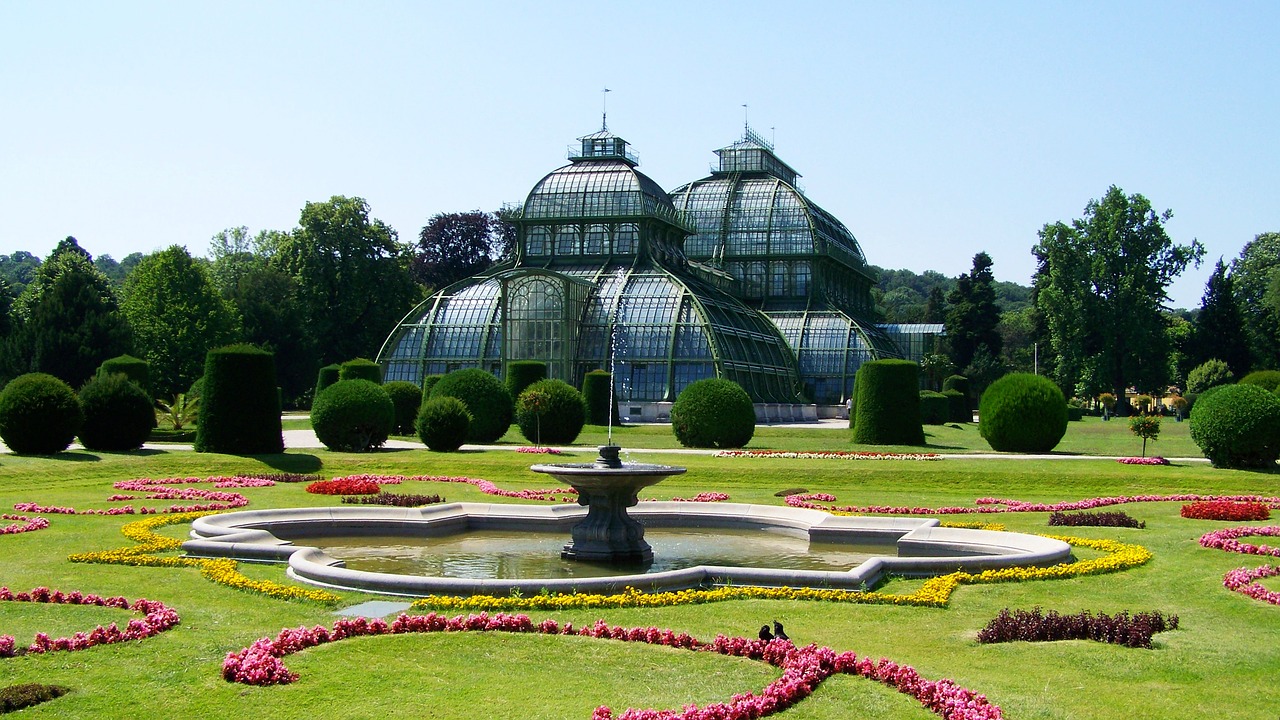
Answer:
top-left (1, 429), bottom-right (1277, 719)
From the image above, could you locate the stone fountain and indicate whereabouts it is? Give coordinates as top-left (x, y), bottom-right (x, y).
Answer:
top-left (530, 444), bottom-right (685, 564)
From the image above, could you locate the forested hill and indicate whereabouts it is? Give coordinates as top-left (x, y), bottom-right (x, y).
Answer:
top-left (870, 265), bottom-right (1032, 323)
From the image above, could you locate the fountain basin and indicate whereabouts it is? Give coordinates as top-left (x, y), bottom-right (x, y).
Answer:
top-left (181, 502), bottom-right (1072, 598)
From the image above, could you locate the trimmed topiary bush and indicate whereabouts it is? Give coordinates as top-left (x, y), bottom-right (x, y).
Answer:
top-left (942, 389), bottom-right (968, 423)
top-left (505, 361), bottom-right (547, 405)
top-left (97, 355), bottom-right (150, 395)
top-left (0, 373), bottom-right (83, 455)
top-left (415, 395), bottom-right (472, 452)
top-left (315, 364), bottom-right (341, 397)
top-left (311, 379), bottom-right (394, 452)
top-left (670, 378), bottom-right (755, 449)
top-left (1239, 370), bottom-right (1280, 393)
top-left (421, 374), bottom-right (444, 397)
top-left (978, 373), bottom-right (1068, 453)
top-left (942, 375), bottom-right (971, 421)
top-left (516, 379), bottom-right (586, 445)
top-left (339, 358), bottom-right (383, 384)
top-left (919, 390), bottom-right (949, 425)
top-left (581, 369), bottom-right (619, 426)
top-left (430, 368), bottom-right (512, 443)
top-left (77, 373), bottom-right (155, 451)
top-left (194, 344), bottom-right (283, 454)
top-left (851, 360), bottom-right (924, 445)
top-left (187, 376), bottom-right (204, 401)
top-left (382, 381), bottom-right (423, 435)
top-left (1189, 382), bottom-right (1280, 468)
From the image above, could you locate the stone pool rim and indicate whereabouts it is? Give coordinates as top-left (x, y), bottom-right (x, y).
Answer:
top-left (181, 502), bottom-right (1072, 598)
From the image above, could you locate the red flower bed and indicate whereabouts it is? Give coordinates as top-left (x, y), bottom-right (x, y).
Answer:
top-left (1181, 501), bottom-right (1270, 521)
top-left (0, 587), bottom-right (180, 658)
top-left (305, 478), bottom-right (381, 496)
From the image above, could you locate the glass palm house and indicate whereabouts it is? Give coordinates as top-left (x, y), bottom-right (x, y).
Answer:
top-left (378, 127), bottom-right (911, 419)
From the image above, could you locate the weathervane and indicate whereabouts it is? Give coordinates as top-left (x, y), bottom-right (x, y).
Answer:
top-left (602, 88), bottom-right (611, 131)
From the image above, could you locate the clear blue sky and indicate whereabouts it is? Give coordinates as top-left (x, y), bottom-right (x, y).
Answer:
top-left (2, 1), bottom-right (1276, 309)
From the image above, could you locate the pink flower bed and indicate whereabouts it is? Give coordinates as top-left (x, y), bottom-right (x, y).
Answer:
top-left (516, 447), bottom-right (564, 454)
top-left (0, 586), bottom-right (180, 658)
top-left (668, 492), bottom-right (730, 503)
top-left (1223, 565), bottom-right (1280, 606)
top-left (786, 492), bottom-right (1280, 517)
top-left (1116, 457), bottom-right (1169, 465)
top-left (1, 514), bottom-right (50, 535)
top-left (114, 476), bottom-right (279, 490)
top-left (1182, 501), bottom-right (1270, 521)
top-left (1199, 526), bottom-right (1280, 557)
top-left (223, 614), bottom-right (1001, 719)
top-left (716, 450), bottom-right (943, 461)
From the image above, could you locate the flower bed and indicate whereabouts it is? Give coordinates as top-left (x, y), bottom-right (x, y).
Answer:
top-left (976, 607), bottom-right (1177, 649)
top-left (668, 492), bottom-right (730, 503)
top-left (1181, 501), bottom-right (1270, 521)
top-left (516, 446), bottom-right (563, 454)
top-left (1048, 511), bottom-right (1145, 528)
top-left (340, 492), bottom-right (446, 508)
top-left (1, 514), bottom-right (49, 535)
top-left (1199, 526), bottom-right (1280, 557)
top-left (1223, 565), bottom-right (1280, 606)
top-left (785, 492), bottom-right (1280, 517)
top-left (114, 476), bottom-right (278, 489)
top-left (222, 613), bottom-right (1002, 719)
top-left (305, 478), bottom-right (382, 495)
top-left (0, 586), bottom-right (179, 658)
top-left (1116, 457), bottom-right (1169, 465)
top-left (13, 476), bottom-right (262, 515)
top-left (409, 534), bottom-right (1150, 613)
top-left (69, 513), bottom-right (341, 604)
top-left (715, 449), bottom-right (943, 461)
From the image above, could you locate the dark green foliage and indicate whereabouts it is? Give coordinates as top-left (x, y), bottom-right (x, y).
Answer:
top-left (1189, 383), bottom-right (1280, 468)
top-left (581, 369), bottom-right (619, 425)
top-left (77, 373), bottom-right (155, 451)
top-left (339, 358), bottom-right (383, 384)
top-left (978, 373), bottom-right (1068, 453)
top-left (515, 379), bottom-right (586, 445)
top-left (1186, 359), bottom-right (1233, 395)
top-left (945, 252), bottom-right (1003, 370)
top-left (430, 368), bottom-right (512, 443)
top-left (383, 380), bottom-right (423, 435)
top-left (670, 378), bottom-right (755, 449)
top-left (421, 374), bottom-right (443, 396)
top-left (222, 262), bottom-right (316, 405)
top-left (0, 683), bottom-right (69, 713)
top-left (1239, 370), bottom-right (1280, 393)
top-left (942, 389), bottom-right (970, 423)
top-left (415, 396), bottom-right (471, 452)
top-left (1191, 259), bottom-right (1251, 377)
top-left (187, 376), bottom-right (204, 400)
top-left (919, 391), bottom-right (949, 425)
top-left (195, 344), bottom-right (283, 454)
top-left (942, 374), bottom-right (970, 394)
top-left (1067, 406), bottom-right (1084, 421)
top-left (315, 364), bottom-right (341, 396)
top-left (97, 354), bottom-right (149, 394)
top-left (0, 373), bottom-right (83, 455)
top-left (851, 360), bottom-right (924, 445)
top-left (505, 360), bottom-right (547, 403)
top-left (310, 379), bottom-right (394, 452)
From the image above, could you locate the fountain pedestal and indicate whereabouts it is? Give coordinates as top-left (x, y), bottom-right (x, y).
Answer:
top-left (530, 445), bottom-right (686, 564)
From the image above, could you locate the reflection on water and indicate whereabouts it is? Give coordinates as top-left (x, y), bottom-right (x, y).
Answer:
top-left (311, 528), bottom-right (891, 580)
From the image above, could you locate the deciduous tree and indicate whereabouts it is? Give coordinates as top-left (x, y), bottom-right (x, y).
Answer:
top-left (411, 211), bottom-right (498, 291)
top-left (1230, 231), bottom-right (1280, 368)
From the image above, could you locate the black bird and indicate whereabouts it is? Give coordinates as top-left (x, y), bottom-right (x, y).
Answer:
top-left (772, 620), bottom-right (789, 642)
top-left (758, 624), bottom-right (774, 642)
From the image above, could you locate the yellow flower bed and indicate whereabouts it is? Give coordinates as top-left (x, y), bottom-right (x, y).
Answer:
top-left (410, 534), bottom-right (1151, 613)
top-left (69, 513), bottom-right (341, 605)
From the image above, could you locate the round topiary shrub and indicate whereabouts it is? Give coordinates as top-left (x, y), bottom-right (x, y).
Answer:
top-left (1189, 382), bottom-right (1280, 468)
top-left (415, 396), bottom-right (471, 452)
top-left (919, 390), bottom-right (949, 425)
top-left (505, 361), bottom-right (547, 405)
top-left (516, 379), bottom-right (586, 445)
top-left (382, 381), bottom-right (423, 435)
top-left (581, 369), bottom-right (618, 426)
top-left (978, 373), bottom-right (1068, 453)
top-left (339, 358), bottom-right (383, 384)
top-left (311, 379), bottom-right (394, 452)
top-left (670, 378), bottom-right (755, 449)
top-left (77, 373), bottom-right (155, 451)
top-left (851, 360), bottom-right (924, 445)
top-left (97, 354), bottom-right (150, 395)
top-left (430, 369), bottom-right (512, 443)
top-left (0, 373), bottom-right (83, 455)
top-left (195, 344), bottom-right (283, 454)
top-left (1239, 370), bottom-right (1280, 393)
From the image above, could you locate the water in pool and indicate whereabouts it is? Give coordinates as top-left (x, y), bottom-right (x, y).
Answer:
top-left (308, 527), bottom-right (891, 580)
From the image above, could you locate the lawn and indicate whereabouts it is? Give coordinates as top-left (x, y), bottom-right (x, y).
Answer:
top-left (1, 419), bottom-right (1277, 719)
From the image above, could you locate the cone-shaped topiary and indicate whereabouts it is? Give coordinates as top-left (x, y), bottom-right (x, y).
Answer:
top-left (670, 378), bottom-right (755, 448)
top-left (97, 355), bottom-right (150, 396)
top-left (516, 379), bottom-right (586, 445)
top-left (1189, 382), bottom-right (1280, 468)
top-left (0, 373), bottom-right (83, 455)
top-left (505, 361), bottom-right (547, 405)
top-left (382, 380), bottom-right (423, 435)
top-left (339, 358), bottom-right (383, 384)
top-left (978, 373), bottom-right (1068, 453)
top-left (919, 390), bottom-right (949, 425)
top-left (581, 369), bottom-right (619, 426)
top-left (311, 379), bottom-right (394, 452)
top-left (851, 360), bottom-right (924, 445)
top-left (430, 368), bottom-right (512, 443)
top-left (416, 395), bottom-right (471, 452)
top-left (78, 373), bottom-right (155, 451)
top-left (195, 344), bottom-right (283, 454)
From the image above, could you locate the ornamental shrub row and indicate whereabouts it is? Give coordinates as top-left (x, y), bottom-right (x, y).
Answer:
top-left (1048, 511), bottom-right (1145, 529)
top-left (340, 492), bottom-right (445, 507)
top-left (976, 607), bottom-right (1178, 649)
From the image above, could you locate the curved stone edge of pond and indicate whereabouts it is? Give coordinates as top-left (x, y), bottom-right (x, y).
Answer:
top-left (181, 502), bottom-right (1072, 598)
